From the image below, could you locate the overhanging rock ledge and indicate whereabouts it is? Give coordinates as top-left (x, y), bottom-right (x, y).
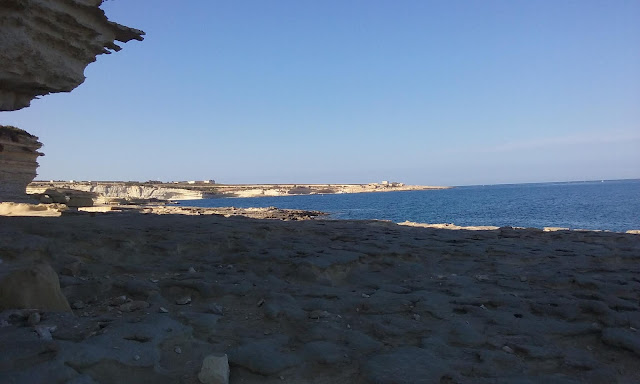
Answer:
top-left (0, 0), bottom-right (144, 111)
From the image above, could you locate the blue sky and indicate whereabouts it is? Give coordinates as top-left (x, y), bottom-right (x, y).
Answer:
top-left (4, 0), bottom-right (639, 186)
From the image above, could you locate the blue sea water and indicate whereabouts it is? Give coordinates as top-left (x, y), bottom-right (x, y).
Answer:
top-left (180, 179), bottom-right (640, 232)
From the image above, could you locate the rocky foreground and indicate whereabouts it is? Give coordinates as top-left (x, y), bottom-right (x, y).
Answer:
top-left (1, 212), bottom-right (639, 383)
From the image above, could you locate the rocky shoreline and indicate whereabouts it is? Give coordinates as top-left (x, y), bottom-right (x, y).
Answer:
top-left (1, 211), bottom-right (639, 383)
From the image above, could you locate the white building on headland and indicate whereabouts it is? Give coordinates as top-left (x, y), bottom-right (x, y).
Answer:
top-left (381, 180), bottom-right (404, 187)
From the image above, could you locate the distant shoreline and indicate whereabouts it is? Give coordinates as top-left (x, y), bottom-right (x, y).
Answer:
top-left (27, 181), bottom-right (451, 203)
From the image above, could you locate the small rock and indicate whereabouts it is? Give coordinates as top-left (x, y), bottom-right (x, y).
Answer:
top-left (207, 303), bottom-right (224, 315)
top-left (412, 313), bottom-right (421, 321)
top-left (308, 310), bottom-right (331, 319)
top-left (175, 346), bottom-right (182, 354)
top-left (198, 354), bottom-right (230, 384)
top-left (159, 307), bottom-right (169, 313)
top-left (119, 301), bottom-right (150, 312)
top-left (176, 295), bottom-right (192, 305)
top-left (361, 293), bottom-right (370, 298)
top-left (475, 274), bottom-right (490, 281)
top-left (519, 276), bottom-right (528, 282)
top-left (35, 325), bottom-right (56, 340)
top-left (149, 278), bottom-right (159, 283)
top-left (61, 261), bottom-right (82, 277)
top-left (72, 301), bottom-right (85, 309)
top-left (110, 295), bottom-right (128, 306)
top-left (188, 267), bottom-right (197, 274)
top-left (134, 355), bottom-right (141, 361)
top-left (28, 312), bottom-right (41, 326)
top-left (257, 299), bottom-right (265, 307)
top-left (502, 345), bottom-right (514, 354)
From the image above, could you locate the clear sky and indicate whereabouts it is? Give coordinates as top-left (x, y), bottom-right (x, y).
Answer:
top-left (4, 0), bottom-right (639, 186)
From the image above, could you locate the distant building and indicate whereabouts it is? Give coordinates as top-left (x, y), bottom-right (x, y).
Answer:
top-left (187, 181), bottom-right (196, 184)
top-left (381, 180), bottom-right (389, 185)
top-left (203, 180), bottom-right (215, 184)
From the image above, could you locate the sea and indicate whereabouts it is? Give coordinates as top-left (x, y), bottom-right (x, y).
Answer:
top-left (179, 179), bottom-right (640, 232)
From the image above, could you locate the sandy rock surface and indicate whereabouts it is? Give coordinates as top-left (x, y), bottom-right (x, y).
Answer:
top-left (0, 213), bottom-right (639, 383)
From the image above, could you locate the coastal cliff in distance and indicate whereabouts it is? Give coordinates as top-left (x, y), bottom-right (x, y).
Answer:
top-left (27, 181), bottom-right (450, 204)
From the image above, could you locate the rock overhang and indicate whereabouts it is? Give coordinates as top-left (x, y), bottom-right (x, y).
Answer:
top-left (0, 0), bottom-right (144, 111)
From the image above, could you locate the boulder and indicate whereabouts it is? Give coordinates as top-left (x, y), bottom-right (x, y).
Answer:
top-left (0, 264), bottom-right (72, 312)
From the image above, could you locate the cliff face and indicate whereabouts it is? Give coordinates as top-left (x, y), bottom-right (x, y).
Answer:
top-left (0, 1), bottom-right (143, 202)
top-left (0, 0), bottom-right (144, 111)
top-left (0, 126), bottom-right (43, 202)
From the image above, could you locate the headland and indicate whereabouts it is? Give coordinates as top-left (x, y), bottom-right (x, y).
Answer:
top-left (26, 180), bottom-right (450, 205)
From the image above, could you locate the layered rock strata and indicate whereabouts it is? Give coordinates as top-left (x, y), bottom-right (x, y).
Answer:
top-left (0, 0), bottom-right (144, 111)
top-left (0, 126), bottom-right (43, 201)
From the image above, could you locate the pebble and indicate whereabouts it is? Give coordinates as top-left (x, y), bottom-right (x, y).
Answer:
top-left (159, 307), bottom-right (169, 313)
top-left (72, 301), bottom-right (85, 309)
top-left (176, 295), bottom-right (192, 305)
top-left (257, 299), bottom-right (265, 307)
top-left (502, 346), bottom-right (515, 354)
top-left (412, 313), bottom-right (421, 321)
top-left (149, 278), bottom-right (159, 283)
top-left (188, 267), bottom-right (196, 273)
top-left (361, 293), bottom-right (371, 298)
top-left (134, 355), bottom-right (140, 361)
top-left (175, 347), bottom-right (182, 354)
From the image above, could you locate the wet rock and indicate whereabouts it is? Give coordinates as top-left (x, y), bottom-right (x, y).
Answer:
top-left (0, 264), bottom-right (71, 312)
top-left (198, 354), bottom-right (229, 384)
